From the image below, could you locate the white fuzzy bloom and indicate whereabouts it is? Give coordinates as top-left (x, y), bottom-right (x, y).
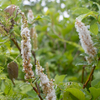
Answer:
top-left (21, 27), bottom-right (31, 59)
top-left (27, 9), bottom-right (34, 24)
top-left (36, 61), bottom-right (56, 100)
top-left (21, 22), bottom-right (34, 79)
top-left (75, 19), bottom-right (97, 63)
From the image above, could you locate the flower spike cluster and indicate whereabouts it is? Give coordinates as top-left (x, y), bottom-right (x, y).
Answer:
top-left (27, 10), bottom-right (38, 51)
top-left (75, 19), bottom-right (97, 63)
top-left (27, 9), bottom-right (34, 24)
top-left (36, 60), bottom-right (56, 100)
top-left (21, 12), bottom-right (34, 79)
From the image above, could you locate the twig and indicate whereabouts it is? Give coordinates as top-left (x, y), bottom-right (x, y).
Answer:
top-left (0, 22), bottom-right (9, 33)
top-left (31, 50), bottom-right (41, 94)
top-left (10, 18), bottom-right (15, 30)
top-left (11, 38), bottom-right (21, 52)
top-left (83, 66), bottom-right (96, 89)
top-left (31, 82), bottom-right (43, 100)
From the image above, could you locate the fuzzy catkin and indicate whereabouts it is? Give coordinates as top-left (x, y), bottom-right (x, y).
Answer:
top-left (21, 12), bottom-right (34, 79)
top-left (36, 61), bottom-right (56, 100)
top-left (27, 9), bottom-right (34, 24)
top-left (27, 10), bottom-right (38, 51)
top-left (75, 19), bottom-right (97, 63)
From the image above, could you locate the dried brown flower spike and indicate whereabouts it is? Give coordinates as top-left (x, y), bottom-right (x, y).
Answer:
top-left (7, 61), bottom-right (18, 85)
top-left (4, 5), bottom-right (18, 16)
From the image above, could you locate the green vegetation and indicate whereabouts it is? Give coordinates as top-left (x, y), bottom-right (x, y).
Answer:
top-left (0, 0), bottom-right (100, 100)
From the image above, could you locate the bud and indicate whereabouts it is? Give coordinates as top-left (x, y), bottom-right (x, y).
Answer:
top-left (7, 61), bottom-right (18, 85)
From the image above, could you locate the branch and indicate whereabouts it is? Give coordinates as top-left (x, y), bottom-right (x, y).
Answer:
top-left (83, 66), bottom-right (96, 89)
top-left (11, 38), bottom-right (21, 52)
top-left (31, 82), bottom-right (43, 100)
top-left (0, 22), bottom-right (9, 33)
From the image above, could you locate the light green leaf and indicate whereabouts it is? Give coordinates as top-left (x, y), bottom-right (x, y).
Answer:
top-left (63, 91), bottom-right (73, 100)
top-left (1, 78), bottom-right (13, 95)
top-left (90, 20), bottom-right (98, 35)
top-left (27, 90), bottom-right (38, 98)
top-left (73, 8), bottom-right (90, 14)
top-left (55, 74), bottom-right (66, 84)
top-left (77, 11), bottom-right (93, 21)
top-left (20, 83), bottom-right (32, 94)
top-left (93, 2), bottom-right (100, 14)
top-left (6, 55), bottom-right (19, 65)
top-left (91, 78), bottom-right (100, 88)
top-left (0, 74), bottom-right (6, 80)
top-left (89, 87), bottom-right (100, 100)
top-left (64, 88), bottom-right (85, 100)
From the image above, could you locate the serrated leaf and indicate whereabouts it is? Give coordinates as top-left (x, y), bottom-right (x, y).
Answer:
top-left (89, 87), bottom-right (100, 100)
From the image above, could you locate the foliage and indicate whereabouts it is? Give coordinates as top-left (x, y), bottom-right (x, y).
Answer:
top-left (0, 0), bottom-right (100, 100)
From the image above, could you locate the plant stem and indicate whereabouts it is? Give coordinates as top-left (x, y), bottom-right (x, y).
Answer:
top-left (11, 38), bottom-right (21, 52)
top-left (83, 66), bottom-right (96, 89)
top-left (31, 82), bottom-right (43, 100)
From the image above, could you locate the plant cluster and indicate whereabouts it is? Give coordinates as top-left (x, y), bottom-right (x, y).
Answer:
top-left (0, 0), bottom-right (100, 100)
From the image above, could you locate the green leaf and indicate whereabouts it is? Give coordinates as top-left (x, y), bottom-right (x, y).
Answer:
top-left (0, 74), bottom-right (6, 80)
top-left (91, 78), bottom-right (100, 88)
top-left (93, 2), bottom-right (100, 14)
top-left (6, 55), bottom-right (19, 65)
top-left (20, 83), bottom-right (32, 94)
top-left (90, 20), bottom-right (98, 35)
top-left (63, 91), bottom-right (73, 100)
top-left (73, 8), bottom-right (90, 14)
top-left (89, 87), bottom-right (100, 100)
top-left (27, 90), bottom-right (38, 98)
top-left (42, 16), bottom-right (51, 21)
top-left (1, 79), bottom-right (13, 95)
top-left (77, 11), bottom-right (93, 21)
top-left (64, 88), bottom-right (85, 100)
top-left (55, 74), bottom-right (66, 84)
